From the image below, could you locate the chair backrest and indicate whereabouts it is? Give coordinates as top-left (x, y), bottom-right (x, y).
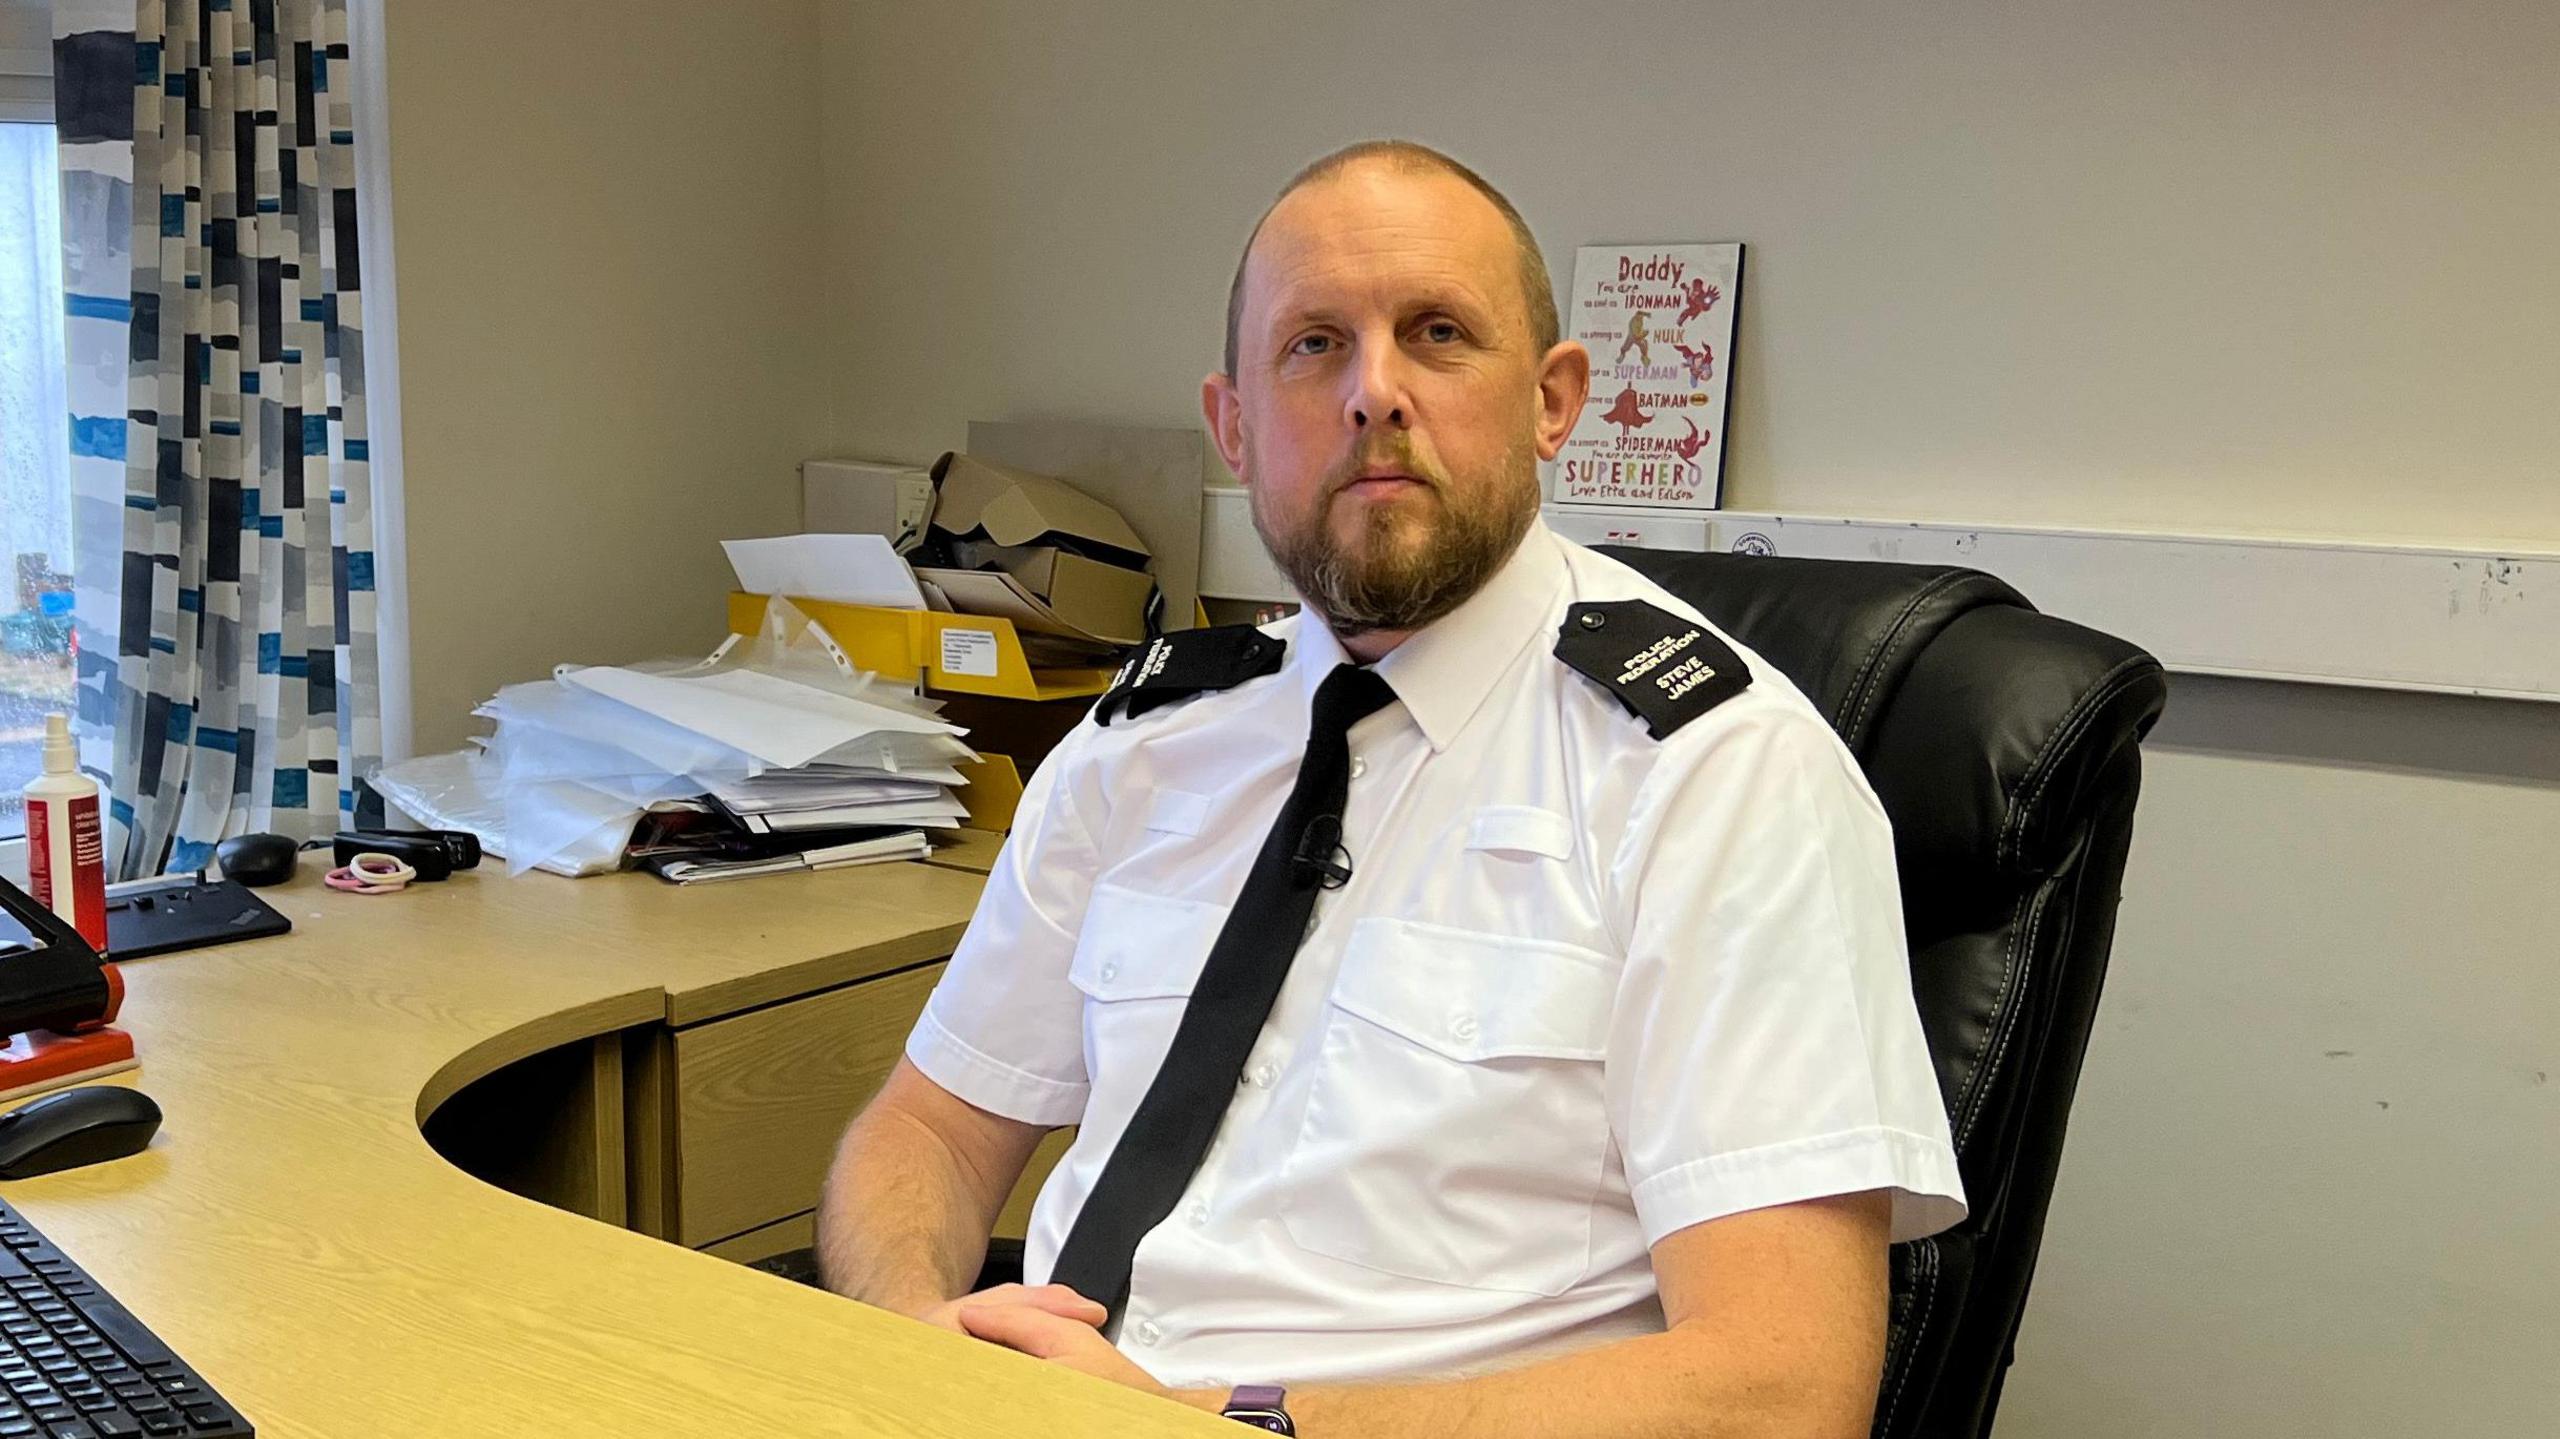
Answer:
top-left (1599, 547), bottom-right (2168, 1439)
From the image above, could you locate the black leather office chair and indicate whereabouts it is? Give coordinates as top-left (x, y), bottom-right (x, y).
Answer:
top-left (1603, 547), bottom-right (2167, 1439)
top-left (945, 550), bottom-right (2166, 1438)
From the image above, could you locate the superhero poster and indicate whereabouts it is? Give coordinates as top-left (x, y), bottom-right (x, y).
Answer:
top-left (1554, 242), bottom-right (1743, 509)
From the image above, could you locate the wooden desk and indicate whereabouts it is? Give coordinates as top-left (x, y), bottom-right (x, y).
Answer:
top-left (5, 863), bottom-right (1222, 1436)
top-left (919, 828), bottom-right (1007, 876)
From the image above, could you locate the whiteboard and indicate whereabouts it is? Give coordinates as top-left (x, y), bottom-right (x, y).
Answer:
top-left (1201, 493), bottom-right (2560, 700)
top-left (1550, 507), bottom-right (2560, 702)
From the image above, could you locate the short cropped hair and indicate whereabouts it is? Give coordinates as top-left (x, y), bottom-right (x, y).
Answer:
top-left (1222, 140), bottom-right (1559, 377)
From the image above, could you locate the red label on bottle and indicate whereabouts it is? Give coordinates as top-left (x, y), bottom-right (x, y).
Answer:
top-left (67, 793), bottom-right (107, 952)
top-left (24, 793), bottom-right (108, 953)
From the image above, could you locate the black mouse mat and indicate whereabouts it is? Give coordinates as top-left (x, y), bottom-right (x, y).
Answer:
top-left (104, 877), bottom-right (291, 959)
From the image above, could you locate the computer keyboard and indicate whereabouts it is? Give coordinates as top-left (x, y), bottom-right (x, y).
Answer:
top-left (0, 1199), bottom-right (250, 1438)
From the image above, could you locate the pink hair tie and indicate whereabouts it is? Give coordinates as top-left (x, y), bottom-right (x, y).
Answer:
top-left (326, 851), bottom-right (417, 895)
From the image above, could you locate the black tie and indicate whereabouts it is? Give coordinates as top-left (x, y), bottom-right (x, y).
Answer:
top-left (1048, 662), bottom-right (1398, 1323)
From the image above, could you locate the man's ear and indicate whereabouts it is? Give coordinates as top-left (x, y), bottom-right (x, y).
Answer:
top-left (1202, 372), bottom-right (1248, 481)
top-left (1532, 341), bottom-right (1593, 462)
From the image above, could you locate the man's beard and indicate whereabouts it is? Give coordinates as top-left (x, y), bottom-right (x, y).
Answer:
top-left (1248, 432), bottom-right (1541, 639)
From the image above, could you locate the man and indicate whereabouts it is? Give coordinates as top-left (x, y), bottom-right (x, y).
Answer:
top-left (817, 140), bottom-right (1964, 1438)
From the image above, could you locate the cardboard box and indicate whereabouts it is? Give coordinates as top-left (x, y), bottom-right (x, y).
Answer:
top-left (966, 420), bottom-right (1208, 632)
top-left (915, 453), bottom-right (1155, 648)
top-left (982, 544), bottom-right (1157, 641)
top-left (928, 453), bottom-right (1149, 562)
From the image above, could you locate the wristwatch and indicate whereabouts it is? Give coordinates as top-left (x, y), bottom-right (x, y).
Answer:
top-left (1221, 1384), bottom-right (1294, 1433)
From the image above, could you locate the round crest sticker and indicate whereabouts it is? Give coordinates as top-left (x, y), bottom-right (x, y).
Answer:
top-left (1731, 531), bottom-right (1776, 556)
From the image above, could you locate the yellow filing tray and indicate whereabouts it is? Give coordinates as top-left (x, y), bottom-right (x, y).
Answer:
top-left (726, 592), bottom-right (1118, 702)
top-left (951, 754), bottom-right (1024, 833)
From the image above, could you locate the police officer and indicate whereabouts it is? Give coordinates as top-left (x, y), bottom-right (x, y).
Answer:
top-left (817, 140), bottom-right (1963, 1439)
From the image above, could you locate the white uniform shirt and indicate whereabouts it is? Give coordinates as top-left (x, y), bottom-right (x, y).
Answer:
top-left (905, 521), bottom-right (1966, 1387)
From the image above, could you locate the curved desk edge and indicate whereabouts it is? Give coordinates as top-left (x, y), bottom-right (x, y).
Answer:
top-left (2, 863), bottom-right (1228, 1435)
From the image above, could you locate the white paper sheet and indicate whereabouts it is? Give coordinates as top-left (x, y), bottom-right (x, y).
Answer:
top-left (723, 533), bottom-right (926, 609)
top-left (746, 798), bottom-right (973, 833)
top-left (560, 665), bottom-right (965, 771)
top-left (650, 829), bottom-right (933, 883)
top-left (706, 773), bottom-right (953, 815)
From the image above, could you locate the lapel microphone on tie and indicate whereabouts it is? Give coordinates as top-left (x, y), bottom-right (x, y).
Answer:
top-left (1289, 813), bottom-right (1355, 890)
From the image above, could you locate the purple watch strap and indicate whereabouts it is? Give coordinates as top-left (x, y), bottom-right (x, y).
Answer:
top-left (1222, 1384), bottom-right (1292, 1433)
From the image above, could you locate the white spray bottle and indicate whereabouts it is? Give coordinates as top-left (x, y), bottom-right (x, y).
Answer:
top-left (22, 714), bottom-right (107, 951)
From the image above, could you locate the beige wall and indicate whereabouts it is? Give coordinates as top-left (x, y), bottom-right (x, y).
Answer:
top-left (2012, 685), bottom-right (2560, 1434)
top-left (818, 0), bottom-right (2560, 545)
top-left (385, 0), bottom-right (825, 752)
top-left (816, 3), bottom-right (2560, 1433)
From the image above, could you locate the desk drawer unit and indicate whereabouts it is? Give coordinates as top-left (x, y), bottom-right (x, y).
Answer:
top-left (661, 964), bottom-right (942, 1248)
top-left (438, 958), bottom-right (1070, 1262)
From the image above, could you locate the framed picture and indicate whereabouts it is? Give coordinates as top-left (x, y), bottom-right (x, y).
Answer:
top-left (1553, 242), bottom-right (1743, 510)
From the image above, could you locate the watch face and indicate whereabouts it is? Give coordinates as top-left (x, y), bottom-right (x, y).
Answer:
top-left (1224, 1384), bottom-right (1292, 1434)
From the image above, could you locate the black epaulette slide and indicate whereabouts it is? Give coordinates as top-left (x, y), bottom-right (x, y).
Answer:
top-left (1095, 626), bottom-right (1287, 726)
top-left (1554, 600), bottom-right (1751, 738)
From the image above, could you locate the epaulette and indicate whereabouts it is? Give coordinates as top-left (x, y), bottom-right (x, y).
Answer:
top-left (1554, 599), bottom-right (1751, 738)
top-left (1094, 625), bottom-right (1286, 726)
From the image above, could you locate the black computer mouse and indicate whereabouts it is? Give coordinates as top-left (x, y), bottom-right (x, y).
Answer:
top-left (213, 831), bottom-right (298, 887)
top-left (0, 1087), bottom-right (162, 1179)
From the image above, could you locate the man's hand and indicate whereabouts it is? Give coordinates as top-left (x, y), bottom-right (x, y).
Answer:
top-left (916, 1282), bottom-right (1107, 1337)
top-left (953, 1299), bottom-right (1177, 1400)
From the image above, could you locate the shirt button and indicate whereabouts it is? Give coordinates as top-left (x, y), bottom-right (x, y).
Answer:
top-left (1099, 962), bottom-right (1119, 984)
top-left (1351, 756), bottom-right (1368, 779)
top-left (1134, 1319), bottom-right (1163, 1346)
top-left (1450, 1014), bottom-right (1479, 1041)
top-left (1188, 1201), bottom-right (1210, 1227)
top-left (1251, 1062), bottom-right (1278, 1088)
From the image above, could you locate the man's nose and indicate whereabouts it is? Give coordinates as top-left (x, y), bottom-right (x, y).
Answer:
top-left (1344, 342), bottom-right (1412, 431)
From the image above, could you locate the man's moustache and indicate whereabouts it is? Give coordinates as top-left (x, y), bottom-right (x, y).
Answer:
top-left (1327, 454), bottom-right (1443, 492)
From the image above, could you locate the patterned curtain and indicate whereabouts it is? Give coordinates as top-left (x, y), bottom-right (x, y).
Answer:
top-left (54, 0), bottom-right (381, 877)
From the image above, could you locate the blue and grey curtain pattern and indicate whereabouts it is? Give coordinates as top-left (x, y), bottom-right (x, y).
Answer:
top-left (55, 0), bottom-right (381, 876)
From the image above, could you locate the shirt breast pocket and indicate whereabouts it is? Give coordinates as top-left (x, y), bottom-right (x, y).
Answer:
top-left (1280, 917), bottom-right (1618, 1297)
top-left (1066, 884), bottom-right (1222, 1143)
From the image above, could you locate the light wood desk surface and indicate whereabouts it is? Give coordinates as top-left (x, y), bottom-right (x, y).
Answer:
top-left (919, 828), bottom-right (1007, 876)
top-left (6, 861), bottom-right (1225, 1436)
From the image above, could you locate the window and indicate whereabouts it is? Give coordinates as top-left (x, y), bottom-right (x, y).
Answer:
top-left (2, 17), bottom-right (68, 842)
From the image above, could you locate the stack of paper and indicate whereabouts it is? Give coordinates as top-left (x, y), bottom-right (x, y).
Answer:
top-left (702, 763), bottom-right (967, 834)
top-left (641, 829), bottom-right (933, 885)
top-left (373, 654), bottom-right (977, 878)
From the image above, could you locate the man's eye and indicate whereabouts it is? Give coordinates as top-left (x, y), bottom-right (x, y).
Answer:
top-left (1289, 334), bottom-right (1335, 356)
top-left (1419, 320), bottom-right (1462, 343)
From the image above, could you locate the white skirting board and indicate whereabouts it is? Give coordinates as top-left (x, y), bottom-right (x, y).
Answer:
top-left (1198, 489), bottom-right (2560, 701)
top-left (1548, 506), bottom-right (2560, 703)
